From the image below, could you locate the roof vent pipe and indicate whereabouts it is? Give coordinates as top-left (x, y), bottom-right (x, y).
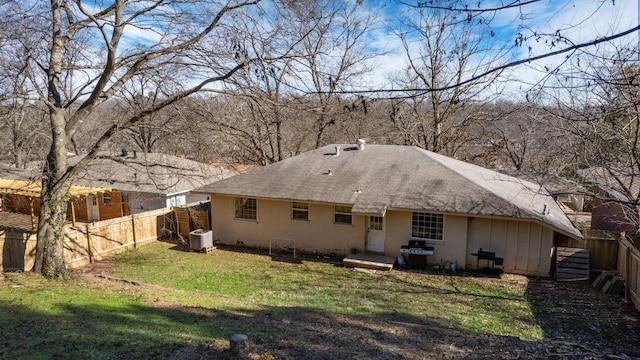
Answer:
top-left (335, 146), bottom-right (340, 156)
top-left (357, 139), bottom-right (365, 150)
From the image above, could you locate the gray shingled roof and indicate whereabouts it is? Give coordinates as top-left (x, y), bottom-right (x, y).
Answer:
top-left (196, 144), bottom-right (582, 239)
top-left (66, 152), bottom-right (237, 195)
top-left (0, 164), bottom-right (39, 181)
top-left (502, 171), bottom-right (587, 196)
top-left (578, 166), bottom-right (640, 202)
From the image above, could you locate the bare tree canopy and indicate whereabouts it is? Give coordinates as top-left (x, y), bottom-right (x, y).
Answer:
top-left (1, 0), bottom-right (285, 277)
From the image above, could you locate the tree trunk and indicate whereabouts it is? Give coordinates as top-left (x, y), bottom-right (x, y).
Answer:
top-left (33, 105), bottom-right (70, 278)
top-left (33, 181), bottom-right (70, 278)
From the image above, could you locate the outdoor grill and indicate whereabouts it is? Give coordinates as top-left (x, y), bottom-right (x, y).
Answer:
top-left (400, 240), bottom-right (434, 269)
top-left (471, 248), bottom-right (503, 274)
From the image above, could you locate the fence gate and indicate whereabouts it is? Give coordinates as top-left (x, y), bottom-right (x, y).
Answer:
top-left (1, 237), bottom-right (27, 271)
top-left (556, 247), bottom-right (590, 281)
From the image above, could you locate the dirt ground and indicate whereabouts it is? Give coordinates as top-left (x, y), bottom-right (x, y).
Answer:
top-left (69, 256), bottom-right (640, 360)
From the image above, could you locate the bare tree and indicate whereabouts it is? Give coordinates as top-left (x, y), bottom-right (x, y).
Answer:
top-left (0, 5), bottom-right (50, 167)
top-left (389, 0), bottom-right (506, 155)
top-left (1, 0), bottom-right (279, 277)
top-left (184, 0), bottom-right (380, 165)
top-left (290, 0), bottom-right (379, 149)
top-left (481, 102), bottom-right (569, 173)
top-left (541, 41), bottom-right (640, 230)
top-left (115, 73), bottom-right (187, 153)
top-left (0, 102), bottom-right (50, 168)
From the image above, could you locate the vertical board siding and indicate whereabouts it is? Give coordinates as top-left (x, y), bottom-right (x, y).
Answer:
top-left (467, 218), bottom-right (553, 277)
top-left (505, 221), bottom-right (519, 271)
top-left (515, 222), bottom-right (531, 272)
top-left (0, 208), bottom-right (171, 271)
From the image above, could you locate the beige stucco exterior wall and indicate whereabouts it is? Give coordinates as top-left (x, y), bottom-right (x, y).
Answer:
top-left (465, 217), bottom-right (554, 277)
top-left (211, 195), bottom-right (555, 277)
top-left (383, 211), bottom-right (468, 267)
top-left (211, 196), bottom-right (471, 266)
top-left (211, 195), bottom-right (364, 256)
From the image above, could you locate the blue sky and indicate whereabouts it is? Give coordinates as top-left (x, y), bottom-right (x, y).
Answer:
top-left (363, 0), bottom-right (639, 98)
top-left (75, 0), bottom-right (638, 100)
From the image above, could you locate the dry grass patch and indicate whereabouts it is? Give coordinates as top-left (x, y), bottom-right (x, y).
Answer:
top-left (1, 240), bottom-right (638, 359)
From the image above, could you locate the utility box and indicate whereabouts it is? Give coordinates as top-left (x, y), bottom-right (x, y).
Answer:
top-left (189, 229), bottom-right (213, 251)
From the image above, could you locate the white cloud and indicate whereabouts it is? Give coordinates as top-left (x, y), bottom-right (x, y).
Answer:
top-left (364, 0), bottom-right (638, 99)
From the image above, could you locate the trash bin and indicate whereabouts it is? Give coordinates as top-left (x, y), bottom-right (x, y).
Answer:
top-left (189, 229), bottom-right (213, 251)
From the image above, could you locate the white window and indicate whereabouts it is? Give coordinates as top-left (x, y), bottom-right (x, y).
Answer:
top-left (102, 193), bottom-right (111, 205)
top-left (235, 197), bottom-right (257, 221)
top-left (292, 202), bottom-right (309, 221)
top-left (334, 205), bottom-right (352, 225)
top-left (369, 216), bottom-right (383, 230)
top-left (411, 212), bottom-right (443, 241)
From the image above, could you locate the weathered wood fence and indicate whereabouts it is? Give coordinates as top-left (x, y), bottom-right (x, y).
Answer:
top-left (618, 237), bottom-right (640, 312)
top-left (173, 204), bottom-right (210, 239)
top-left (559, 229), bottom-right (620, 272)
top-left (1, 207), bottom-right (172, 271)
top-left (0, 229), bottom-right (35, 271)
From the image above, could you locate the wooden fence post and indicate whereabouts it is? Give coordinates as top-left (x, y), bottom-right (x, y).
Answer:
top-left (626, 244), bottom-right (632, 301)
top-left (131, 216), bottom-right (138, 248)
top-left (85, 224), bottom-right (93, 264)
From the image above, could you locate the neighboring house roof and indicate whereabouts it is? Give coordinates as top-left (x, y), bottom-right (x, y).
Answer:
top-left (196, 144), bottom-right (582, 240)
top-left (0, 164), bottom-right (39, 181)
top-left (577, 167), bottom-right (640, 202)
top-left (67, 152), bottom-right (238, 196)
top-left (0, 165), bottom-right (108, 197)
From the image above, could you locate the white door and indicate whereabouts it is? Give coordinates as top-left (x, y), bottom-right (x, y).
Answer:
top-left (87, 196), bottom-right (100, 221)
top-left (366, 216), bottom-right (385, 253)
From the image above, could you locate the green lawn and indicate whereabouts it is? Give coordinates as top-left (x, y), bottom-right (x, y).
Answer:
top-left (0, 241), bottom-right (542, 359)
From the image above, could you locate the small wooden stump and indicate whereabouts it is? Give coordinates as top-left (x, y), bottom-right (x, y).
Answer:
top-left (229, 333), bottom-right (248, 358)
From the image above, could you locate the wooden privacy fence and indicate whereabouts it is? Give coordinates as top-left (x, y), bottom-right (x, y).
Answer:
top-left (618, 237), bottom-right (640, 312)
top-left (582, 229), bottom-right (621, 271)
top-left (0, 207), bottom-right (172, 271)
top-left (173, 205), bottom-right (210, 239)
top-left (559, 229), bottom-right (621, 272)
top-left (0, 229), bottom-right (36, 271)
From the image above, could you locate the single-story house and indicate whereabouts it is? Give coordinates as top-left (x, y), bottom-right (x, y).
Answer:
top-left (577, 167), bottom-right (638, 232)
top-left (196, 142), bottom-right (583, 277)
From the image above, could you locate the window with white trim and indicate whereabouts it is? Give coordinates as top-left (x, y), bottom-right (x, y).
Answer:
top-left (291, 202), bottom-right (309, 221)
top-left (411, 212), bottom-right (443, 241)
top-left (334, 205), bottom-right (352, 225)
top-left (369, 216), bottom-right (383, 230)
top-left (102, 193), bottom-right (111, 206)
top-left (235, 197), bottom-right (257, 220)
